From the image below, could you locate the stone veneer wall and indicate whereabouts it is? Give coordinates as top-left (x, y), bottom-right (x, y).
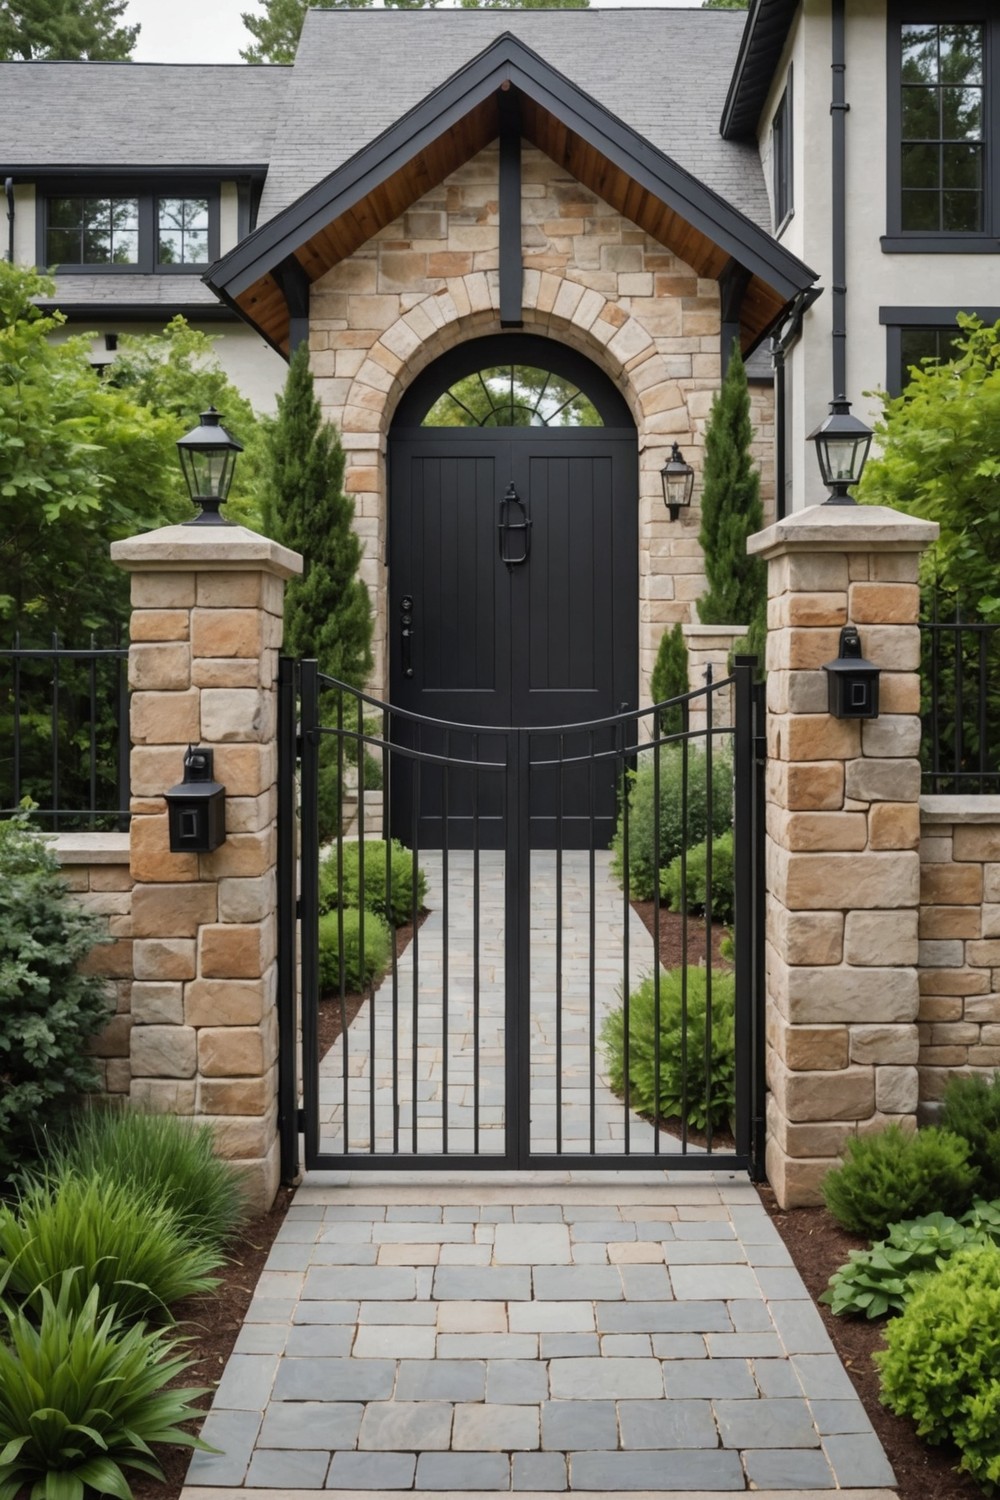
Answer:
top-left (309, 141), bottom-right (758, 707)
top-left (918, 797), bottom-right (1000, 1113)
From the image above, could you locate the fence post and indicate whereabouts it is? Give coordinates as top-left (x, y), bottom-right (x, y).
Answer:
top-left (111, 525), bottom-right (303, 1213)
top-left (747, 503), bottom-right (937, 1207)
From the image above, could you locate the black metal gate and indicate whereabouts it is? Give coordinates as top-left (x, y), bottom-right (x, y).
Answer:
top-left (278, 658), bottom-right (766, 1179)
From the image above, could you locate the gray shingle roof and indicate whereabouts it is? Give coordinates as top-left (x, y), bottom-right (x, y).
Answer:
top-left (1, 62), bottom-right (288, 169)
top-left (42, 274), bottom-right (224, 308)
top-left (258, 7), bottom-right (769, 231)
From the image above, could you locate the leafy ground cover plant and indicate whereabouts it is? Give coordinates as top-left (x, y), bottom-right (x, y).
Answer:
top-left (0, 815), bottom-right (113, 1182)
top-left (319, 839), bottom-right (426, 928)
top-left (822, 1123), bottom-right (978, 1239)
top-left (659, 830), bottom-right (735, 925)
top-left (940, 1069), bottom-right (1000, 1199)
top-left (877, 1244), bottom-right (1000, 1490)
top-left (0, 1274), bottom-right (211, 1500)
top-left (601, 967), bottom-right (735, 1133)
top-left (0, 1174), bottom-right (221, 1324)
top-left (822, 1209), bottom-right (986, 1320)
top-left (318, 906), bottom-right (393, 994)
top-left (43, 1108), bottom-right (248, 1251)
top-left (611, 746), bottom-right (733, 900)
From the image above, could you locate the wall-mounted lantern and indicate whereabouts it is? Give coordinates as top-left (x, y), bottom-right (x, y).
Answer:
top-left (165, 746), bottom-right (226, 853)
top-left (807, 395), bottom-right (873, 505)
top-left (177, 407), bottom-right (243, 525)
top-left (660, 442), bottom-right (695, 521)
top-left (823, 625), bottom-right (880, 719)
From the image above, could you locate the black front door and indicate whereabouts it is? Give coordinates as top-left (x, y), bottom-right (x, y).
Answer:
top-left (388, 426), bottom-right (637, 848)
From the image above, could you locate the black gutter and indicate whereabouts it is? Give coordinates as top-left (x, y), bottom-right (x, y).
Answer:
top-left (4, 177), bottom-right (13, 263)
top-left (5, 163), bottom-right (269, 180)
top-left (35, 301), bottom-right (240, 322)
top-left (771, 285), bottom-right (822, 520)
top-left (831, 0), bottom-right (848, 396)
top-left (721, 0), bottom-right (799, 141)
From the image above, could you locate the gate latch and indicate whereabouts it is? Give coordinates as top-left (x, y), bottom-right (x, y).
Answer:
top-left (498, 482), bottom-right (531, 567)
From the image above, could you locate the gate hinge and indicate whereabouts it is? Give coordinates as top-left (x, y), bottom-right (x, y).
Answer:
top-left (754, 733), bottom-right (767, 764)
top-left (296, 1108), bottom-right (306, 1132)
top-left (295, 898), bottom-right (302, 920)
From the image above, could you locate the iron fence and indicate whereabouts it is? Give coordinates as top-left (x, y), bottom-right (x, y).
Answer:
top-left (0, 635), bottom-right (130, 829)
top-left (920, 611), bottom-right (1000, 794)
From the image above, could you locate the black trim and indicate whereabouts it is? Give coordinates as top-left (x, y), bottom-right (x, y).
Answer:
top-left (880, 235), bottom-right (1000, 253)
top-left (207, 32), bottom-right (816, 310)
top-left (36, 300), bottom-right (239, 321)
top-left (10, 163), bottom-right (268, 180)
top-left (274, 254), bottom-right (310, 354)
top-left (881, 305), bottom-right (1000, 395)
top-left (719, 259), bottom-right (751, 377)
top-left (721, 0), bottom-right (799, 140)
top-left (38, 181), bottom-right (220, 275)
top-left (771, 66), bottom-right (793, 235)
top-left (392, 333), bottom-right (634, 430)
top-left (831, 0), bottom-right (847, 397)
top-left (498, 88), bottom-right (522, 329)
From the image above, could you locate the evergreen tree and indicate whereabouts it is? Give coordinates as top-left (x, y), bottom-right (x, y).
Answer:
top-left (701, 0), bottom-right (747, 9)
top-left (260, 341), bottom-right (373, 688)
top-left (0, 0), bottom-right (138, 60)
top-left (696, 342), bottom-right (766, 669)
top-left (650, 622), bottom-right (689, 737)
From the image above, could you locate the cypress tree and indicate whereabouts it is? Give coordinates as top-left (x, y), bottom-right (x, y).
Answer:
top-left (696, 342), bottom-right (767, 662)
top-left (650, 621), bottom-right (690, 736)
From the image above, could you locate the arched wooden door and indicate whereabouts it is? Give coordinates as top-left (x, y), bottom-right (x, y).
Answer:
top-left (388, 336), bottom-right (638, 849)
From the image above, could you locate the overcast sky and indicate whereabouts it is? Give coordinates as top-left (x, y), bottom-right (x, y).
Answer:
top-left (126, 0), bottom-right (711, 63)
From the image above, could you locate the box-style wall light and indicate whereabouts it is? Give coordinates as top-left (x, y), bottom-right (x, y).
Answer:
top-left (165, 746), bottom-right (226, 853)
top-left (823, 625), bottom-right (880, 719)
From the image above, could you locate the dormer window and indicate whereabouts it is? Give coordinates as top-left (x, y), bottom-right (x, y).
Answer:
top-left (40, 184), bottom-right (219, 273)
top-left (47, 197), bottom-right (139, 265)
top-left (157, 198), bottom-right (211, 266)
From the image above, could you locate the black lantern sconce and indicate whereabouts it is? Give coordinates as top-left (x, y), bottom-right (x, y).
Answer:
top-left (177, 407), bottom-right (243, 525)
top-left (823, 625), bottom-right (880, 719)
top-left (165, 746), bottom-right (227, 853)
top-left (660, 442), bottom-right (695, 521)
top-left (807, 395), bottom-right (873, 505)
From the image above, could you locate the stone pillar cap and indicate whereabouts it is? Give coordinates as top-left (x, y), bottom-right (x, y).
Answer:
top-left (748, 503), bottom-right (939, 561)
top-left (681, 622), bottom-right (748, 638)
top-left (112, 523), bottom-right (303, 579)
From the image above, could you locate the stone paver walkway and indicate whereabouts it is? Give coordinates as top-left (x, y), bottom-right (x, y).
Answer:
top-left (183, 1171), bottom-right (897, 1498)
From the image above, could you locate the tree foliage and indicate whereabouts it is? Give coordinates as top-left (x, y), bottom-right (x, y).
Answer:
top-left (0, 0), bottom-right (138, 59)
top-left (650, 622), bottom-right (689, 737)
top-left (701, 0), bottom-right (747, 8)
top-left (857, 314), bottom-right (1000, 618)
top-left (696, 342), bottom-right (766, 662)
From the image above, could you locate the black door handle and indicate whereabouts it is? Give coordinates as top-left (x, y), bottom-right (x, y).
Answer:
top-left (400, 594), bottom-right (414, 678)
top-left (498, 482), bottom-right (531, 567)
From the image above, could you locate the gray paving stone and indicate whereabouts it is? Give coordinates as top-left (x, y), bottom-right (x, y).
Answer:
top-left (570, 1242), bottom-right (610, 1265)
top-left (539, 1333), bottom-right (601, 1359)
top-left (512, 1452), bottom-right (567, 1490)
top-left (453, 1402), bottom-right (539, 1451)
top-left (661, 1358), bottom-right (756, 1399)
top-left (597, 1300), bottom-right (730, 1333)
top-left (649, 1333), bottom-right (706, 1359)
top-left (617, 1398), bottom-right (719, 1449)
top-left (293, 1301), bottom-right (359, 1324)
top-left (661, 1241), bottom-right (747, 1264)
top-left (513, 1206), bottom-right (564, 1223)
top-left (809, 1399), bottom-right (875, 1435)
top-left (310, 1244), bottom-right (379, 1266)
top-left (357, 1401), bottom-right (454, 1451)
top-left (714, 1397), bottom-right (820, 1449)
top-left (493, 1224), bottom-right (572, 1263)
top-left (824, 1432), bottom-right (896, 1487)
top-left (386, 1204), bottom-right (442, 1221)
top-left (265, 1244), bottom-right (314, 1271)
top-left (373, 1222), bottom-right (473, 1243)
top-left (674, 1222), bottom-right (736, 1241)
top-left (730, 1299), bottom-right (775, 1333)
top-left (563, 1205), bottom-right (625, 1221)
top-left (395, 1358), bottom-right (487, 1401)
top-left (316, 1222), bottom-right (374, 1243)
top-left (433, 1266), bottom-right (532, 1301)
top-left (438, 1332), bottom-right (537, 1359)
top-left (728, 1208), bottom-right (783, 1243)
top-left (570, 1221), bottom-right (636, 1242)
top-left (549, 1357), bottom-right (664, 1400)
top-left (478, 1205), bottom-right (514, 1223)
top-left (245, 1449), bottom-right (330, 1488)
top-left (284, 1325), bottom-right (354, 1357)
top-left (272, 1358), bottom-right (395, 1402)
top-left (358, 1300), bottom-right (437, 1324)
top-left (233, 1325), bottom-right (288, 1355)
top-left (246, 1297), bottom-right (299, 1324)
top-left (601, 1333), bottom-right (651, 1357)
top-left (508, 1301), bottom-right (594, 1333)
top-left (541, 1400), bottom-right (618, 1451)
top-left (304, 1267), bottom-right (415, 1301)
top-left (619, 1265), bottom-right (673, 1300)
top-left (742, 1449), bottom-right (836, 1490)
top-left (415, 1453), bottom-right (511, 1490)
top-left (769, 1297), bottom-right (836, 1354)
top-left (533, 1266), bottom-right (623, 1300)
top-left (353, 1323), bottom-right (437, 1359)
top-left (326, 1451), bottom-right (417, 1489)
top-left (186, 1410), bottom-right (261, 1486)
top-left (755, 1266), bottom-right (811, 1299)
top-left (707, 1332), bottom-right (784, 1358)
top-left (570, 1449), bottom-right (745, 1490)
top-left (212, 1354), bottom-right (279, 1411)
top-left (487, 1358), bottom-right (550, 1404)
top-left (258, 1403), bottom-right (363, 1450)
top-left (754, 1358), bottom-right (806, 1397)
top-left (324, 1206), bottom-right (384, 1221)
top-left (791, 1353), bottom-right (861, 1400)
top-left (670, 1264), bottom-right (759, 1300)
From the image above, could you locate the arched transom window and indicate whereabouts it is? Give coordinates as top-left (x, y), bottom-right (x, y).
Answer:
top-left (421, 364), bottom-right (603, 428)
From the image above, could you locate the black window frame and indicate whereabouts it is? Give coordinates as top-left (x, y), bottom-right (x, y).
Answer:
top-left (884, 1), bottom-right (1000, 252)
top-left (772, 68), bottom-right (794, 237)
top-left (38, 181), bottom-right (221, 275)
top-left (881, 304), bottom-right (1000, 393)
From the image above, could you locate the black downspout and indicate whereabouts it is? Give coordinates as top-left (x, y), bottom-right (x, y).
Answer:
top-left (4, 178), bottom-right (14, 263)
top-left (773, 339), bottom-right (787, 521)
top-left (831, 0), bottom-right (849, 397)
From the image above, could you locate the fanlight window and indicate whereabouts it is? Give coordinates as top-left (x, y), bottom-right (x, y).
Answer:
top-left (421, 365), bottom-right (602, 428)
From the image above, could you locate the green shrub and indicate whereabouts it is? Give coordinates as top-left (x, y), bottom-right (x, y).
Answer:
top-left (0, 1276), bottom-right (211, 1500)
top-left (318, 905), bottom-right (393, 994)
top-left (877, 1245), bottom-right (1000, 1488)
top-left (941, 1070), bottom-right (1000, 1199)
top-left (0, 1174), bottom-right (222, 1324)
top-left (611, 746), bottom-right (733, 900)
top-left (319, 839), bottom-right (426, 927)
top-left (601, 967), bottom-right (735, 1133)
top-left (822, 1210), bottom-right (982, 1320)
top-left (650, 623), bottom-right (689, 737)
top-left (660, 830), bottom-right (734, 925)
top-left (0, 815), bottom-right (114, 1181)
top-left (822, 1124), bottom-right (979, 1239)
top-left (44, 1108), bottom-right (248, 1250)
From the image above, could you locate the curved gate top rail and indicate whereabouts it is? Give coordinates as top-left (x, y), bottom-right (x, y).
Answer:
top-left (277, 659), bottom-right (766, 1180)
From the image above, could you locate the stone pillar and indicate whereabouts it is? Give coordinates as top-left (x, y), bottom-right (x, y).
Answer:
top-left (748, 504), bottom-right (937, 1207)
top-left (111, 525), bottom-right (303, 1213)
top-left (682, 622), bottom-right (747, 732)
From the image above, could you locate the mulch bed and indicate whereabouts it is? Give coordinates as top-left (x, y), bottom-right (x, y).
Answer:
top-left (632, 899), bottom-right (730, 971)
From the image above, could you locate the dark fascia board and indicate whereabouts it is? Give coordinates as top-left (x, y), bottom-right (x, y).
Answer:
top-left (36, 301), bottom-right (239, 322)
top-left (208, 31), bottom-right (817, 306)
top-left (879, 305), bottom-right (1000, 324)
top-left (720, 0), bottom-right (800, 141)
top-left (9, 164), bottom-right (270, 181)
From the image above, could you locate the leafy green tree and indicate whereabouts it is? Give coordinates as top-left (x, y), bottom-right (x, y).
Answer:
top-left (0, 0), bottom-right (138, 59)
top-left (701, 0), bottom-right (747, 8)
top-left (696, 342), bottom-right (766, 665)
top-left (858, 314), bottom-right (1000, 619)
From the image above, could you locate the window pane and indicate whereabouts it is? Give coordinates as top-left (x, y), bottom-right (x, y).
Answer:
top-left (942, 143), bottom-right (982, 191)
top-left (938, 24), bottom-right (982, 85)
top-left (422, 365), bottom-right (602, 427)
top-left (941, 86), bottom-right (982, 140)
top-left (47, 197), bottom-right (80, 228)
top-left (901, 142), bottom-right (939, 189)
top-left (901, 190), bottom-right (941, 231)
top-left (183, 230), bottom-right (209, 263)
top-left (901, 85), bottom-right (940, 139)
top-left (943, 191), bottom-right (982, 232)
top-left (157, 197), bottom-right (210, 264)
top-left (900, 327), bottom-right (943, 379)
top-left (158, 230), bottom-right (182, 264)
top-left (46, 227), bottom-right (80, 263)
top-left (901, 24), bottom-right (937, 84)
